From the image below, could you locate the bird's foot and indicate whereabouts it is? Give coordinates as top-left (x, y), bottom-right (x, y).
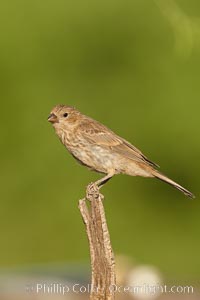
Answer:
top-left (86, 182), bottom-right (104, 201)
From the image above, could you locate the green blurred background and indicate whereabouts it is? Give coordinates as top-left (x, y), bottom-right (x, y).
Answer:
top-left (0, 0), bottom-right (199, 284)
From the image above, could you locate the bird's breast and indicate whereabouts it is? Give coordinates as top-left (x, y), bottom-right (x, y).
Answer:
top-left (69, 144), bottom-right (119, 173)
top-left (55, 127), bottom-right (120, 173)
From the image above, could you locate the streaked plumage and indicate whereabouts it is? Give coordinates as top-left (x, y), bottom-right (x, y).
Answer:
top-left (48, 105), bottom-right (194, 198)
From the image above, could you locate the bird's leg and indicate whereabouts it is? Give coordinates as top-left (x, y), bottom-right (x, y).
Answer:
top-left (86, 172), bottom-right (114, 201)
top-left (94, 171), bottom-right (114, 188)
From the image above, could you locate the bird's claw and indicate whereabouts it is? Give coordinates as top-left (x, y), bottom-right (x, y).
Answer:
top-left (86, 182), bottom-right (104, 201)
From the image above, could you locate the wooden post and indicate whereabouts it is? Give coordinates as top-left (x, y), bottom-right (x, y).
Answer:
top-left (78, 183), bottom-right (116, 300)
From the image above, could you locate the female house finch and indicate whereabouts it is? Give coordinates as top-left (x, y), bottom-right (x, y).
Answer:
top-left (48, 105), bottom-right (194, 198)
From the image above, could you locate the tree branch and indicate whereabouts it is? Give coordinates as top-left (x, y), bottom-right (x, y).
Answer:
top-left (78, 183), bottom-right (116, 300)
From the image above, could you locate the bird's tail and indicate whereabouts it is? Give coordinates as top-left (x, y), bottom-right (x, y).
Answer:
top-left (152, 170), bottom-right (195, 199)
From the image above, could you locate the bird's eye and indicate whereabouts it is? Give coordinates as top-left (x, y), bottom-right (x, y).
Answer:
top-left (63, 113), bottom-right (68, 118)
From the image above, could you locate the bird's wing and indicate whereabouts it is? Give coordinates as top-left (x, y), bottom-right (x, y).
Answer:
top-left (79, 118), bottom-right (159, 168)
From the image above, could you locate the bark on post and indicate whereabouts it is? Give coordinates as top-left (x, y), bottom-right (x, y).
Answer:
top-left (78, 183), bottom-right (116, 300)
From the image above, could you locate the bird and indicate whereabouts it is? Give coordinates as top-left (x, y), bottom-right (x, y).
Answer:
top-left (48, 105), bottom-right (194, 198)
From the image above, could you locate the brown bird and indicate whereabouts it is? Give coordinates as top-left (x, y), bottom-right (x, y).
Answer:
top-left (48, 105), bottom-right (194, 198)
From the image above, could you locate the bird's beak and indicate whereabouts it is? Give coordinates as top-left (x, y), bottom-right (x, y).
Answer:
top-left (48, 113), bottom-right (58, 123)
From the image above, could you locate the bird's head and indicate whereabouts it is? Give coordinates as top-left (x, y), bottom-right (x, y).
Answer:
top-left (48, 105), bottom-right (80, 128)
